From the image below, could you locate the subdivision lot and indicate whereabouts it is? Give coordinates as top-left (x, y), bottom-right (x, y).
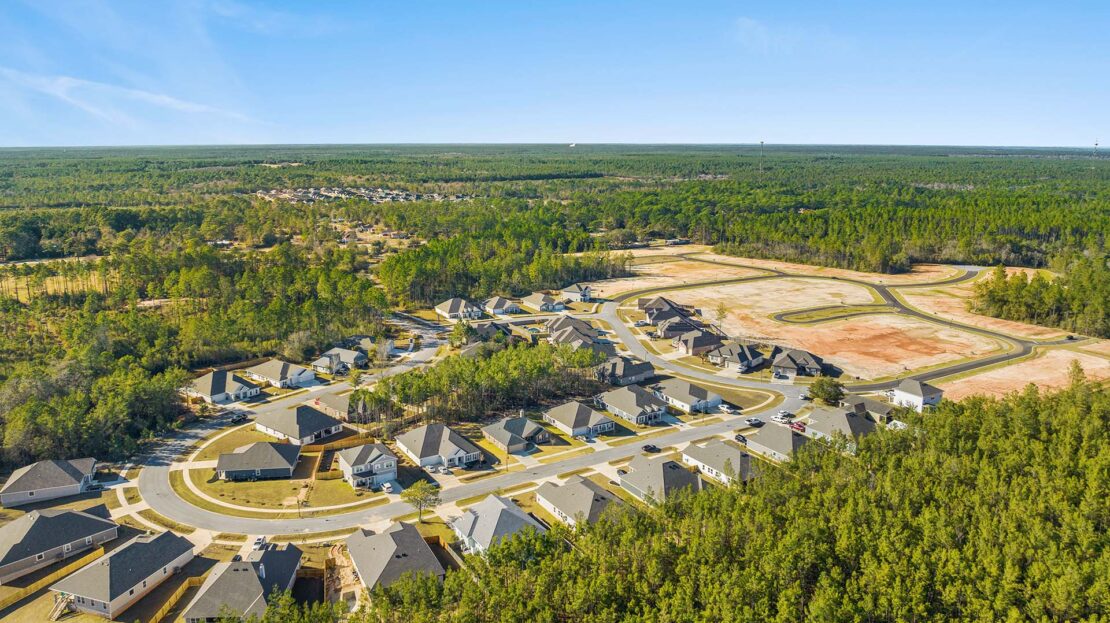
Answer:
top-left (589, 259), bottom-right (767, 299)
top-left (898, 283), bottom-right (1068, 340)
top-left (936, 348), bottom-right (1110, 400)
top-left (685, 253), bottom-right (962, 285)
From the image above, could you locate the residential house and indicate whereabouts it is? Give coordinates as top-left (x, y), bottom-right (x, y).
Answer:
top-left (673, 330), bottom-right (724, 356)
top-left (560, 283), bottom-right (591, 302)
top-left (310, 347), bottom-right (367, 375)
top-left (651, 378), bottom-right (723, 413)
top-left (481, 417), bottom-right (549, 454)
top-left (215, 443), bottom-right (301, 481)
top-left (0, 509), bottom-right (118, 585)
top-left (619, 456), bottom-right (702, 504)
top-left (395, 424), bottom-right (482, 469)
top-left (682, 441), bottom-right (755, 485)
top-left (181, 545), bottom-right (302, 623)
top-left (254, 405), bottom-right (344, 446)
top-left (345, 523), bottom-right (445, 591)
top-left (543, 402), bottom-right (616, 438)
top-left (548, 326), bottom-right (615, 357)
top-left (805, 406), bottom-right (877, 452)
top-left (434, 298), bottom-right (482, 321)
top-left (348, 334), bottom-right (395, 358)
top-left (534, 476), bottom-right (619, 527)
top-left (50, 531), bottom-right (194, 620)
top-left (841, 395), bottom-right (896, 423)
top-left (770, 348), bottom-right (824, 378)
top-left (450, 495), bottom-right (546, 555)
top-left (483, 296), bottom-right (520, 315)
top-left (745, 425), bottom-right (810, 462)
top-left (890, 379), bottom-right (943, 412)
top-left (544, 315), bottom-right (596, 336)
top-left (243, 359), bottom-right (316, 388)
top-left (637, 296), bottom-right (682, 312)
top-left (337, 443), bottom-right (397, 489)
top-left (522, 292), bottom-right (564, 312)
top-left (646, 306), bottom-right (688, 325)
top-left (596, 385), bottom-right (668, 425)
top-left (595, 356), bottom-right (656, 386)
top-left (472, 321), bottom-right (511, 342)
top-left (184, 370), bottom-right (260, 404)
top-left (656, 317), bottom-right (700, 339)
top-left (313, 392), bottom-right (351, 420)
top-left (706, 341), bottom-right (765, 372)
top-left (0, 458), bottom-right (97, 508)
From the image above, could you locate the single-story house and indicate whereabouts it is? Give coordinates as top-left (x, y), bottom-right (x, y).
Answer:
top-left (656, 318), bottom-right (699, 339)
top-left (535, 476), bottom-right (619, 527)
top-left (50, 531), bottom-right (194, 620)
top-left (805, 406), bottom-right (877, 452)
top-left (481, 417), bottom-right (549, 454)
top-left (313, 392), bottom-right (351, 420)
top-left (337, 443), bottom-right (397, 489)
top-left (255, 405), bottom-right (344, 446)
top-left (435, 297), bottom-right (482, 321)
top-left (243, 359), bottom-right (316, 388)
top-left (770, 348), bottom-right (824, 378)
top-left (619, 456), bottom-right (702, 504)
top-left (549, 326), bottom-right (614, 356)
top-left (673, 330), bottom-right (724, 356)
top-left (745, 425), bottom-right (810, 463)
top-left (184, 370), bottom-right (260, 404)
top-left (395, 424), bottom-right (482, 469)
top-left (450, 495), bottom-right (546, 555)
top-left (544, 315), bottom-right (596, 336)
top-left (890, 379), bottom-right (943, 412)
top-left (483, 296), bottom-right (520, 315)
top-left (181, 545), bottom-right (302, 623)
top-left (595, 356), bottom-right (656, 386)
top-left (215, 442), bottom-right (301, 481)
top-left (681, 441), bottom-right (755, 485)
top-left (543, 402), bottom-right (616, 438)
top-left (346, 523), bottom-right (445, 591)
top-left (472, 321), bottom-right (511, 342)
top-left (646, 306), bottom-right (688, 325)
top-left (310, 347), bottom-right (367, 375)
top-left (561, 283), bottom-right (592, 302)
top-left (842, 395), bottom-right (896, 423)
top-left (348, 335), bottom-right (396, 357)
top-left (0, 509), bottom-right (118, 585)
top-left (706, 341), bottom-right (765, 371)
top-left (0, 458), bottom-right (97, 508)
top-left (637, 296), bottom-right (684, 312)
top-left (522, 292), bottom-right (564, 312)
top-left (596, 385), bottom-right (668, 425)
top-left (651, 378), bottom-right (723, 413)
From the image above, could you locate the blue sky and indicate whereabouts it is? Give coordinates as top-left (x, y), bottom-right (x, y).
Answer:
top-left (0, 1), bottom-right (1106, 147)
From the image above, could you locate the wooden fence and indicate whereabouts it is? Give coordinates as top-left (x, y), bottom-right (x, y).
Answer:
top-left (153, 573), bottom-right (209, 623)
top-left (0, 547), bottom-right (105, 612)
top-left (303, 431), bottom-right (375, 453)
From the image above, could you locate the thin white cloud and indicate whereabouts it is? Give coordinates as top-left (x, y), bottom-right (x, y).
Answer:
top-left (204, 0), bottom-right (347, 37)
top-left (0, 66), bottom-right (253, 126)
top-left (734, 16), bottom-right (853, 57)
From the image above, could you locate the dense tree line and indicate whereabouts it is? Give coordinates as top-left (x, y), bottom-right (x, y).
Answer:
top-left (346, 375), bottom-right (1107, 622)
top-left (971, 256), bottom-right (1109, 337)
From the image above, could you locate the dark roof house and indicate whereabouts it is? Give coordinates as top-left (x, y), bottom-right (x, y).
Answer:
top-left (345, 523), bottom-right (445, 590)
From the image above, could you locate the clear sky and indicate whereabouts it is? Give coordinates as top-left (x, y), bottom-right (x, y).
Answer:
top-left (0, 1), bottom-right (1106, 147)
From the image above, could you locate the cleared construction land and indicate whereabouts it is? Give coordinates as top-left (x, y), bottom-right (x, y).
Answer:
top-left (590, 258), bottom-right (767, 299)
top-left (899, 278), bottom-right (1068, 340)
top-left (936, 348), bottom-right (1110, 400)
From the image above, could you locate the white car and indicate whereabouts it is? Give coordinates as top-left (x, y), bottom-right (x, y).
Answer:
top-left (252, 536), bottom-right (266, 550)
top-left (719, 404), bottom-right (735, 414)
top-left (744, 417), bottom-right (763, 427)
top-left (771, 414), bottom-right (791, 424)
top-left (382, 482), bottom-right (395, 494)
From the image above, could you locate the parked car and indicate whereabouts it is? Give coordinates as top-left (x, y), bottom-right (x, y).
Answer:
top-left (441, 467), bottom-right (453, 475)
top-left (771, 414), bottom-right (791, 424)
top-left (641, 444), bottom-right (660, 453)
top-left (719, 403), bottom-right (735, 414)
top-left (253, 536), bottom-right (266, 550)
top-left (382, 482), bottom-right (395, 494)
top-left (634, 320), bottom-right (648, 327)
top-left (799, 392), bottom-right (810, 401)
top-left (86, 483), bottom-right (103, 492)
top-left (744, 417), bottom-right (763, 427)
top-left (789, 422), bottom-right (806, 433)
top-left (734, 433), bottom-right (747, 444)
top-left (777, 409), bottom-right (791, 416)
top-left (230, 413), bottom-right (247, 424)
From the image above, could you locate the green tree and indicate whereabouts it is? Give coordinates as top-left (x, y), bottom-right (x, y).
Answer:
top-left (809, 376), bottom-right (845, 405)
top-left (400, 480), bottom-right (440, 523)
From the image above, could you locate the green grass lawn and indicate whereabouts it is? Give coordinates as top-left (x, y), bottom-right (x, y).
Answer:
top-left (607, 428), bottom-right (673, 447)
top-left (510, 491), bottom-right (561, 527)
top-left (537, 446), bottom-right (595, 464)
top-left (586, 473), bottom-right (642, 507)
top-left (137, 508), bottom-right (196, 534)
top-left (414, 517), bottom-right (456, 544)
top-left (194, 426), bottom-right (275, 461)
top-left (0, 490), bottom-right (118, 529)
top-left (123, 487), bottom-right (142, 505)
top-left (184, 468), bottom-right (384, 514)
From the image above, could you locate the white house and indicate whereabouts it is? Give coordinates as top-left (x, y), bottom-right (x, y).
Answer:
top-left (337, 443), bottom-right (397, 488)
top-left (543, 401), bottom-right (616, 438)
top-left (450, 495), bottom-right (545, 555)
top-left (596, 385), bottom-right (668, 425)
top-left (561, 283), bottom-right (592, 302)
top-left (435, 298), bottom-right (482, 321)
top-left (890, 379), bottom-right (943, 412)
top-left (254, 406), bottom-right (344, 445)
top-left (534, 476), bottom-right (618, 527)
top-left (0, 458), bottom-right (97, 508)
top-left (681, 441), bottom-right (754, 485)
top-left (522, 292), bottom-right (565, 312)
top-left (243, 359), bottom-right (315, 388)
top-left (483, 296), bottom-right (520, 315)
top-left (395, 424), bottom-right (482, 469)
top-left (183, 370), bottom-right (260, 404)
top-left (651, 378), bottom-right (723, 413)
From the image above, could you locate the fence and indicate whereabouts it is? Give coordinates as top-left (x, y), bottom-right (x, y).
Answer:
top-left (153, 573), bottom-right (209, 623)
top-left (302, 431), bottom-right (375, 453)
top-left (0, 547), bottom-right (105, 612)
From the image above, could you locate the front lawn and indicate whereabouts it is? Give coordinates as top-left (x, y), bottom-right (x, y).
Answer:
top-left (194, 426), bottom-right (274, 461)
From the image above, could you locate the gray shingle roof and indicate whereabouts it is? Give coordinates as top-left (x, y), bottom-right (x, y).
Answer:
top-left (246, 359), bottom-right (310, 382)
top-left (842, 395), bottom-right (895, 418)
top-left (188, 370), bottom-right (258, 398)
top-left (216, 442), bottom-right (301, 474)
top-left (1, 458), bottom-right (96, 495)
top-left (450, 495), bottom-right (545, 551)
top-left (599, 385), bottom-right (667, 417)
top-left (897, 379), bottom-right (943, 399)
top-left (481, 417), bottom-right (545, 449)
top-left (0, 509), bottom-right (117, 566)
top-left (314, 392), bottom-right (350, 416)
top-left (652, 378), bottom-right (721, 405)
top-left (544, 402), bottom-right (613, 430)
top-left (255, 405), bottom-right (341, 440)
top-left (523, 292), bottom-right (558, 308)
top-left (181, 545), bottom-right (302, 621)
top-left (483, 296), bottom-right (515, 311)
top-left (596, 356), bottom-right (655, 381)
top-left (50, 532), bottom-right (193, 601)
top-left (682, 441), bottom-right (754, 482)
top-left (345, 523), bottom-right (444, 589)
top-left (621, 456), bottom-right (702, 502)
top-left (706, 341), bottom-right (762, 365)
top-left (807, 407), bottom-right (877, 439)
top-left (562, 283), bottom-right (589, 294)
top-left (771, 348), bottom-right (823, 371)
top-left (337, 443), bottom-right (396, 469)
top-left (544, 315), bottom-right (595, 336)
top-left (396, 424), bottom-right (480, 461)
top-left (534, 476), bottom-right (618, 524)
top-left (750, 424), bottom-right (810, 459)
top-left (435, 298), bottom-right (479, 315)
top-left (675, 330), bottom-right (723, 351)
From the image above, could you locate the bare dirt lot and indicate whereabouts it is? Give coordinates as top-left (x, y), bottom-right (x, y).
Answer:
top-left (1081, 340), bottom-right (1110, 357)
top-left (899, 283), bottom-right (1068, 340)
top-left (685, 253), bottom-right (961, 285)
top-left (937, 348), bottom-right (1110, 400)
top-left (590, 259), bottom-right (767, 299)
top-left (655, 279), bottom-right (1003, 379)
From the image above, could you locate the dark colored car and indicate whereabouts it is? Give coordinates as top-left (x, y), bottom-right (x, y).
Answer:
top-left (230, 413), bottom-right (247, 424)
top-left (734, 434), bottom-right (747, 444)
top-left (641, 444), bottom-right (660, 453)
